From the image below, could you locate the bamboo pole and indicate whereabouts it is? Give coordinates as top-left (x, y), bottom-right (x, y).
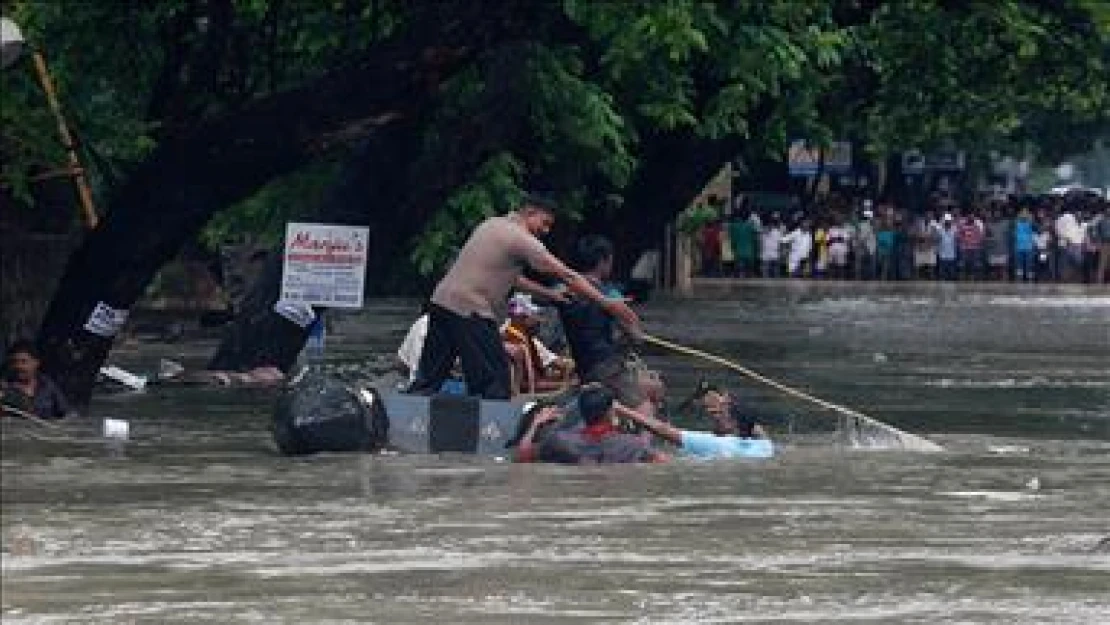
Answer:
top-left (30, 49), bottom-right (98, 229)
top-left (1, 403), bottom-right (63, 429)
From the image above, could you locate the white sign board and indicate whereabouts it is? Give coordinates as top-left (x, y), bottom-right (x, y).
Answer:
top-left (281, 222), bottom-right (369, 308)
top-left (84, 301), bottom-right (129, 337)
top-left (788, 139), bottom-right (820, 177)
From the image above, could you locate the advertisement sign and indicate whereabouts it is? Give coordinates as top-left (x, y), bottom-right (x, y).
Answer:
top-left (788, 139), bottom-right (820, 177)
top-left (280, 222), bottom-right (369, 308)
top-left (824, 141), bottom-right (853, 174)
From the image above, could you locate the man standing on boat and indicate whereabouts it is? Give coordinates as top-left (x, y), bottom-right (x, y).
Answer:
top-left (409, 195), bottom-right (641, 400)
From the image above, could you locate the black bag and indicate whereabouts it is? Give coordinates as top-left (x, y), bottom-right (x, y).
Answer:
top-left (273, 369), bottom-right (389, 455)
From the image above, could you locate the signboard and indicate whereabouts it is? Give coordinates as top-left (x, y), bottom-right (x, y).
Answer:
top-left (926, 150), bottom-right (966, 172)
top-left (787, 139), bottom-right (820, 177)
top-left (84, 301), bottom-right (129, 337)
top-left (824, 141), bottom-right (853, 174)
top-left (280, 222), bottom-right (369, 308)
top-left (902, 150), bottom-right (925, 175)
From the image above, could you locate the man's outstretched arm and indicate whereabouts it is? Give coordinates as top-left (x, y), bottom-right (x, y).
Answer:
top-left (614, 403), bottom-right (683, 446)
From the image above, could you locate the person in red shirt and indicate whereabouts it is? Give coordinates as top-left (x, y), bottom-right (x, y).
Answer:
top-left (512, 385), bottom-right (669, 464)
top-left (700, 219), bottom-right (723, 277)
top-left (956, 211), bottom-right (985, 281)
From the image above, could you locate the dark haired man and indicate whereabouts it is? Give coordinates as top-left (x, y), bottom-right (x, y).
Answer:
top-left (616, 386), bottom-right (773, 459)
top-left (530, 385), bottom-right (668, 464)
top-left (1, 340), bottom-right (75, 419)
top-left (410, 196), bottom-right (641, 400)
top-left (559, 234), bottom-right (659, 421)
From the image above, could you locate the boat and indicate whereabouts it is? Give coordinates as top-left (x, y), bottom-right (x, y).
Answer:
top-left (272, 369), bottom-right (566, 456)
top-left (272, 369), bottom-right (776, 459)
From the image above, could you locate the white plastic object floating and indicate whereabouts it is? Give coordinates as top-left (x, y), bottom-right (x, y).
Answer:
top-left (99, 365), bottom-right (148, 391)
top-left (102, 418), bottom-right (130, 441)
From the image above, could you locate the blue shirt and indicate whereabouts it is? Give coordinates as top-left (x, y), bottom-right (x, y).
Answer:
top-left (679, 430), bottom-right (774, 459)
top-left (1014, 219), bottom-right (1035, 252)
top-left (876, 230), bottom-right (896, 254)
top-left (937, 227), bottom-right (958, 260)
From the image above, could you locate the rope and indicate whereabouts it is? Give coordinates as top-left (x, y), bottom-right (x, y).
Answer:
top-left (2, 404), bottom-right (65, 430)
top-left (642, 334), bottom-right (943, 452)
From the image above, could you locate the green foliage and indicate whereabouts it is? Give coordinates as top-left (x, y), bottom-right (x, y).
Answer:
top-left (524, 44), bottom-right (637, 189)
top-left (198, 158), bottom-right (343, 250)
top-left (411, 153), bottom-right (524, 276)
top-left (4, 0), bottom-right (1107, 270)
top-left (2, 2), bottom-right (164, 204)
top-left (676, 202), bottom-right (718, 235)
top-left (858, 0), bottom-right (1110, 157)
top-left (1, 0), bottom-right (396, 214)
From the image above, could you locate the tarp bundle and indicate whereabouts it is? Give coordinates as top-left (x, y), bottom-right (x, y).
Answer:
top-left (272, 369), bottom-right (388, 455)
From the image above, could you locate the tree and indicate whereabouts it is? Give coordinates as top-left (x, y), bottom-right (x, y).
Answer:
top-left (19, 0), bottom-right (554, 404)
top-left (5, 0), bottom-right (1106, 404)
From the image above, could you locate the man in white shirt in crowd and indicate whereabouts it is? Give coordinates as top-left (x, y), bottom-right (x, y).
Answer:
top-left (782, 217), bottom-right (814, 278)
top-left (759, 212), bottom-right (784, 278)
top-left (826, 215), bottom-right (852, 280)
top-left (913, 209), bottom-right (941, 280)
top-left (1055, 207), bottom-right (1084, 282)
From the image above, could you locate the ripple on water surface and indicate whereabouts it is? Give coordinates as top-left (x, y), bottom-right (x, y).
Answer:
top-left (3, 287), bottom-right (1109, 623)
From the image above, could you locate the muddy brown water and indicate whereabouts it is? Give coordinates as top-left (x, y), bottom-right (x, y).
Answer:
top-left (3, 283), bottom-right (1108, 624)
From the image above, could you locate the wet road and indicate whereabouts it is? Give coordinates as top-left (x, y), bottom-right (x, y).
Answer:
top-left (3, 283), bottom-right (1108, 623)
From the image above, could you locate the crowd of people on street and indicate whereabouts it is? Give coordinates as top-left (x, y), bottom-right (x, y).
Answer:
top-left (695, 192), bottom-right (1110, 284)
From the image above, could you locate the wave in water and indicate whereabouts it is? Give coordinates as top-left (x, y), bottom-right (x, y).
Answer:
top-left (925, 377), bottom-right (1110, 389)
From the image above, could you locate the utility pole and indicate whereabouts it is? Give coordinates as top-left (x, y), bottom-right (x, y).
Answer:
top-left (2, 17), bottom-right (99, 229)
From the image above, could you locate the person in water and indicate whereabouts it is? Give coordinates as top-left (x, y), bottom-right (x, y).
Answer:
top-left (409, 195), bottom-right (641, 400)
top-left (1, 339), bottom-right (75, 420)
top-left (615, 385), bottom-right (772, 459)
top-left (515, 384), bottom-right (669, 464)
top-left (558, 234), bottom-right (659, 420)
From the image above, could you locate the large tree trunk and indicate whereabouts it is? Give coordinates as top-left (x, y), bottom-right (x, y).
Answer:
top-left (206, 43), bottom-right (540, 372)
top-left (35, 36), bottom-right (473, 407)
top-left (205, 122), bottom-right (429, 372)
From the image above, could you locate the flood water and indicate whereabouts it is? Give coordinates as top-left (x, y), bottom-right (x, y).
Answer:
top-left (3, 283), bottom-right (1109, 624)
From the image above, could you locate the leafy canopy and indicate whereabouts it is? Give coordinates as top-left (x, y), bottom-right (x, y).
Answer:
top-left (3, 0), bottom-right (1106, 271)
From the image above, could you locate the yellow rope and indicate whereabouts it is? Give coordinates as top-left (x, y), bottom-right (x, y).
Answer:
top-left (642, 334), bottom-right (943, 452)
top-left (2, 403), bottom-right (64, 430)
